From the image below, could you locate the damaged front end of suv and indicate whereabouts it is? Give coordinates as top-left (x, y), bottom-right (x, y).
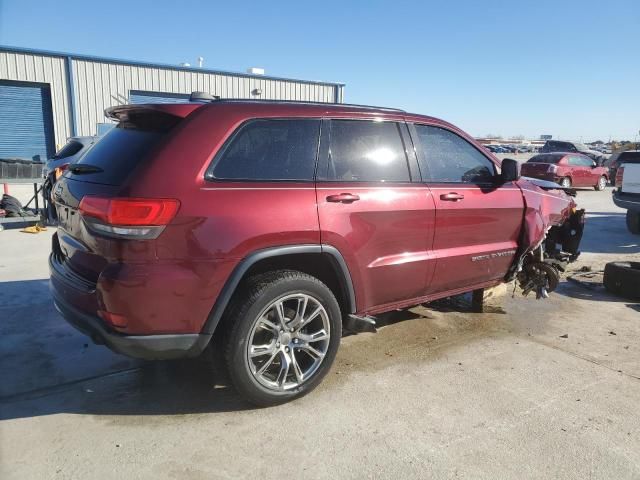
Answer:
top-left (507, 177), bottom-right (586, 299)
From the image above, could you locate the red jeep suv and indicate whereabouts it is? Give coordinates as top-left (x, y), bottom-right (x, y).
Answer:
top-left (521, 153), bottom-right (609, 190)
top-left (50, 98), bottom-right (582, 405)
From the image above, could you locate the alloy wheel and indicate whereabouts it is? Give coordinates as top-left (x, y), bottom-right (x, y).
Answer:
top-left (246, 293), bottom-right (330, 391)
top-left (598, 177), bottom-right (606, 190)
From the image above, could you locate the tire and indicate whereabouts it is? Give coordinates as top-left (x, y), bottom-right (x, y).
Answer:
top-left (626, 210), bottom-right (640, 235)
top-left (603, 262), bottom-right (640, 300)
top-left (224, 270), bottom-right (341, 406)
top-left (595, 176), bottom-right (607, 191)
top-left (560, 177), bottom-right (572, 188)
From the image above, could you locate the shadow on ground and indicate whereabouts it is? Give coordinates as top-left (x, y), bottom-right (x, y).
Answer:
top-left (578, 213), bottom-right (640, 255)
top-left (0, 278), bottom-right (512, 421)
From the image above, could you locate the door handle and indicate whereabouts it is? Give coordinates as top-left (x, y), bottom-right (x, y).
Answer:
top-left (326, 193), bottom-right (360, 203)
top-left (440, 192), bottom-right (464, 201)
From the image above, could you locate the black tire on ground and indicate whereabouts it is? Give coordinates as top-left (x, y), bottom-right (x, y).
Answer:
top-left (224, 270), bottom-right (342, 406)
top-left (603, 262), bottom-right (640, 300)
top-left (626, 210), bottom-right (640, 235)
top-left (594, 176), bottom-right (607, 191)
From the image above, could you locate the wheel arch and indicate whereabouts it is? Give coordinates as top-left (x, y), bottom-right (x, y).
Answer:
top-left (201, 244), bottom-right (356, 335)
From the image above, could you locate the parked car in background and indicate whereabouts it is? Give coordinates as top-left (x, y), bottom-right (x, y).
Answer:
top-left (50, 98), bottom-right (583, 405)
top-left (612, 153), bottom-right (640, 234)
top-left (605, 150), bottom-right (640, 185)
top-left (521, 152), bottom-right (609, 190)
top-left (43, 136), bottom-right (98, 221)
top-left (541, 140), bottom-right (605, 164)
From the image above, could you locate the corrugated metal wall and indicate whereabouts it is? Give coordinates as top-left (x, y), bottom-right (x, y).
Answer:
top-left (71, 59), bottom-right (339, 136)
top-left (1, 48), bottom-right (343, 147)
top-left (0, 51), bottom-right (71, 149)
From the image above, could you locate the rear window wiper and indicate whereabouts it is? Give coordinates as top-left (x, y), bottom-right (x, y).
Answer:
top-left (69, 164), bottom-right (104, 174)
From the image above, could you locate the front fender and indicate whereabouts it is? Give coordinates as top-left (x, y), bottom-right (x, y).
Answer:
top-left (506, 179), bottom-right (577, 279)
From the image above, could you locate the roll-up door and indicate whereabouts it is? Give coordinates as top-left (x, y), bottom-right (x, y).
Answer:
top-left (0, 80), bottom-right (55, 161)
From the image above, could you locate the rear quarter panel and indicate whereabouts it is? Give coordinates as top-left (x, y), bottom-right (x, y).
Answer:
top-left (98, 104), bottom-right (322, 333)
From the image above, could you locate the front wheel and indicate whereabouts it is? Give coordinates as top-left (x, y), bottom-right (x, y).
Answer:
top-left (595, 176), bottom-right (607, 191)
top-left (224, 270), bottom-right (341, 406)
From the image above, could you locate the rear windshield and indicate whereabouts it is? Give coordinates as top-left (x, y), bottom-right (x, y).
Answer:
top-left (527, 154), bottom-right (564, 164)
top-left (70, 112), bottom-right (179, 185)
top-left (619, 151), bottom-right (640, 164)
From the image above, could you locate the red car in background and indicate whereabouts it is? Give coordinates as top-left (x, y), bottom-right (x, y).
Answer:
top-left (521, 153), bottom-right (609, 190)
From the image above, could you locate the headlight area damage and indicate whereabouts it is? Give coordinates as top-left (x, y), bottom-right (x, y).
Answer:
top-left (507, 177), bottom-right (585, 299)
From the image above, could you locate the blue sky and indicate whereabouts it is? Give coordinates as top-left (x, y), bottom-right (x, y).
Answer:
top-left (1, 0), bottom-right (638, 141)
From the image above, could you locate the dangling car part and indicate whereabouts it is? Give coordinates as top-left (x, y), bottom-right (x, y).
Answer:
top-left (507, 177), bottom-right (585, 299)
top-left (516, 250), bottom-right (562, 299)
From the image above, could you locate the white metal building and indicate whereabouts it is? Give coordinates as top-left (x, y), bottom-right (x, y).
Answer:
top-left (0, 46), bottom-right (345, 161)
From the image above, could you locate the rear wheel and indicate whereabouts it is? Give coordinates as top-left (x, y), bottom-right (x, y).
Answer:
top-left (595, 176), bottom-right (607, 191)
top-left (224, 270), bottom-right (341, 406)
top-left (560, 177), bottom-right (572, 188)
top-left (626, 210), bottom-right (640, 235)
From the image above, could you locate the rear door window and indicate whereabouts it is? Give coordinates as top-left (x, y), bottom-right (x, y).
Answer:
top-left (527, 154), bottom-right (563, 164)
top-left (571, 156), bottom-right (592, 167)
top-left (210, 119), bottom-right (320, 181)
top-left (619, 152), bottom-right (640, 164)
top-left (414, 125), bottom-right (496, 183)
top-left (326, 120), bottom-right (410, 182)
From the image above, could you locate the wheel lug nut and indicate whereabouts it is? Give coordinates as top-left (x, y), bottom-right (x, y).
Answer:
top-left (285, 347), bottom-right (289, 352)
top-left (290, 328), bottom-right (294, 332)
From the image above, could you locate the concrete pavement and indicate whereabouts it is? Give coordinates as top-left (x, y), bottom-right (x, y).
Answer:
top-left (1, 188), bottom-right (639, 479)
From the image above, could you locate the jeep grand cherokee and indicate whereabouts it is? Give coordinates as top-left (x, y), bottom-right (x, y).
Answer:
top-left (50, 98), bottom-right (583, 405)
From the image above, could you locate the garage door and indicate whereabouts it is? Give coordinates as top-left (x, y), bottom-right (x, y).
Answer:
top-left (0, 81), bottom-right (55, 161)
top-left (129, 90), bottom-right (190, 104)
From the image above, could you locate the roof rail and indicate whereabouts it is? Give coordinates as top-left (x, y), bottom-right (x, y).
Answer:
top-left (189, 91), bottom-right (221, 102)
top-left (203, 98), bottom-right (405, 113)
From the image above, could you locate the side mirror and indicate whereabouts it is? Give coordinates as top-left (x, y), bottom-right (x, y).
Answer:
top-left (501, 158), bottom-right (520, 182)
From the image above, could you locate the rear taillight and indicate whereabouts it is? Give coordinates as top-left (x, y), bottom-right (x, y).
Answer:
top-left (79, 196), bottom-right (180, 239)
top-left (615, 167), bottom-right (624, 188)
top-left (98, 310), bottom-right (128, 329)
top-left (547, 164), bottom-right (558, 174)
top-left (55, 163), bottom-right (70, 180)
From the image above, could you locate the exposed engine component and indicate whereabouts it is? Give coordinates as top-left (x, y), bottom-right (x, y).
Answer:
top-left (517, 259), bottom-right (561, 299)
top-left (516, 208), bottom-right (585, 299)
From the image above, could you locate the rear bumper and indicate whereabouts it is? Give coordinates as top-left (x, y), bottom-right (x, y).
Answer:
top-left (613, 191), bottom-right (640, 211)
top-left (50, 253), bottom-right (211, 360)
top-left (521, 172), bottom-right (560, 183)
